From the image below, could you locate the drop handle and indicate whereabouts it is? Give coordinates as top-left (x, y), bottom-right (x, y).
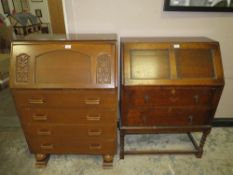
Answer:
top-left (193, 95), bottom-right (199, 104)
top-left (141, 115), bottom-right (147, 124)
top-left (144, 95), bottom-right (150, 103)
top-left (188, 115), bottom-right (193, 124)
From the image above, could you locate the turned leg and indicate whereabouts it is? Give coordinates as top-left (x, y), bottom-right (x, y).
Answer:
top-left (102, 154), bottom-right (113, 168)
top-left (195, 130), bottom-right (210, 158)
top-left (120, 130), bottom-right (125, 159)
top-left (35, 153), bottom-right (50, 168)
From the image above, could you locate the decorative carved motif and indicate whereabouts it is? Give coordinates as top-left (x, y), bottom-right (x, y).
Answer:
top-left (96, 54), bottom-right (111, 84)
top-left (16, 54), bottom-right (29, 82)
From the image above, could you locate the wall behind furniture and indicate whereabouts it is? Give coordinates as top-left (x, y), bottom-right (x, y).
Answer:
top-left (0, 0), bottom-right (14, 17)
top-left (64, 0), bottom-right (233, 118)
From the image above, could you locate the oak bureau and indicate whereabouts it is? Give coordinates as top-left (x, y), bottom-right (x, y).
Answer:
top-left (120, 37), bottom-right (224, 159)
top-left (10, 34), bottom-right (118, 168)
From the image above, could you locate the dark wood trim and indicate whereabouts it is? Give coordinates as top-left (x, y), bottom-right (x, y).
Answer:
top-left (212, 118), bottom-right (233, 127)
top-left (164, 0), bottom-right (233, 12)
top-left (117, 119), bottom-right (233, 128)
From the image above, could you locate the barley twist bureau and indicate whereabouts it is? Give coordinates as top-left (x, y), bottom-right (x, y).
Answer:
top-left (120, 37), bottom-right (224, 158)
top-left (10, 34), bottom-right (118, 168)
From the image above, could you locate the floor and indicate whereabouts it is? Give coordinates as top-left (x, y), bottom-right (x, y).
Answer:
top-left (0, 88), bottom-right (233, 175)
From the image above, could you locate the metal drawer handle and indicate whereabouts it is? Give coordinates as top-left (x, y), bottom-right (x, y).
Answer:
top-left (193, 95), bottom-right (199, 104)
top-left (144, 95), bottom-right (150, 103)
top-left (188, 115), bottom-right (193, 125)
top-left (37, 130), bottom-right (51, 136)
top-left (86, 114), bottom-right (101, 121)
top-left (40, 144), bottom-right (54, 150)
top-left (168, 107), bottom-right (173, 113)
top-left (141, 115), bottom-right (147, 124)
top-left (33, 115), bottom-right (48, 121)
top-left (171, 89), bottom-right (176, 95)
top-left (89, 144), bottom-right (102, 150)
top-left (84, 98), bottom-right (100, 105)
top-left (88, 129), bottom-right (102, 136)
top-left (28, 98), bottom-right (44, 104)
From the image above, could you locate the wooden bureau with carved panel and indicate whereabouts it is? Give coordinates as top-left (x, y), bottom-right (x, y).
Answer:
top-left (10, 34), bottom-right (117, 168)
top-left (120, 37), bottom-right (224, 159)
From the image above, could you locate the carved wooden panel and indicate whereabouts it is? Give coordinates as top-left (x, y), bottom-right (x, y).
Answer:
top-left (96, 54), bottom-right (111, 84)
top-left (35, 50), bottom-right (92, 84)
top-left (16, 53), bottom-right (30, 82)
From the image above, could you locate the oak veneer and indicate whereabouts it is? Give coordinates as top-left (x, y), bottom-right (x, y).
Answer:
top-left (10, 34), bottom-right (118, 168)
top-left (120, 37), bottom-right (224, 159)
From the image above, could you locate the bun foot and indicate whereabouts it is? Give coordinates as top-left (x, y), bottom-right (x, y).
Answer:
top-left (195, 150), bottom-right (203, 158)
top-left (103, 154), bottom-right (113, 168)
top-left (35, 154), bottom-right (50, 168)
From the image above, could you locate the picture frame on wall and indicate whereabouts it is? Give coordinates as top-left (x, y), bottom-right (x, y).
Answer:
top-left (1, 0), bottom-right (10, 14)
top-left (12, 0), bottom-right (22, 12)
top-left (164, 0), bottom-right (233, 12)
top-left (12, 0), bottom-right (30, 12)
top-left (35, 9), bottom-right (42, 17)
top-left (31, 0), bottom-right (43, 2)
top-left (21, 0), bottom-right (29, 11)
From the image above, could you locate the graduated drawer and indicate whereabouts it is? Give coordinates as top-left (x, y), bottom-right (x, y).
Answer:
top-left (123, 107), bottom-right (212, 126)
top-left (23, 124), bottom-right (116, 139)
top-left (12, 89), bottom-right (117, 108)
top-left (124, 87), bottom-right (215, 107)
top-left (19, 108), bottom-right (117, 124)
top-left (27, 138), bottom-right (116, 154)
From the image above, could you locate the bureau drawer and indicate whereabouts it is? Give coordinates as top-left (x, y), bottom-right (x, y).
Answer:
top-left (123, 107), bottom-right (212, 126)
top-left (19, 108), bottom-right (117, 124)
top-left (23, 124), bottom-right (116, 139)
top-left (27, 138), bottom-right (116, 154)
top-left (12, 90), bottom-right (117, 108)
top-left (124, 87), bottom-right (215, 107)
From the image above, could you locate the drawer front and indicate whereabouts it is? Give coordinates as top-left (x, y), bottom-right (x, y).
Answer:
top-left (12, 90), bottom-right (117, 108)
top-left (124, 87), bottom-right (215, 107)
top-left (23, 124), bottom-right (116, 139)
top-left (27, 138), bottom-right (116, 154)
top-left (19, 108), bottom-right (117, 124)
top-left (123, 107), bottom-right (212, 126)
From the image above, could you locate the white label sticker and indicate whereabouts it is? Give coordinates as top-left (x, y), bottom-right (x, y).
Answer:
top-left (173, 44), bottom-right (180, 49)
top-left (65, 45), bottom-right (72, 49)
top-left (173, 0), bottom-right (179, 5)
